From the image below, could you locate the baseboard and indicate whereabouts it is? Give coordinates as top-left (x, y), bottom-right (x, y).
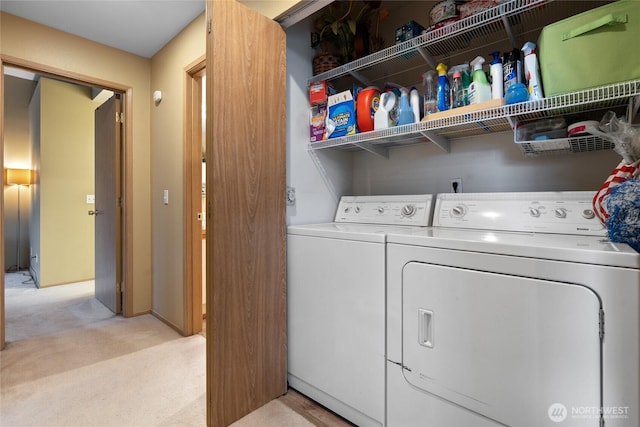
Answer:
top-left (151, 311), bottom-right (186, 336)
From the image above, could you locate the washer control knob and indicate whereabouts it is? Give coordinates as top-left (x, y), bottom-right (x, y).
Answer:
top-left (377, 206), bottom-right (385, 214)
top-left (554, 208), bottom-right (567, 218)
top-left (354, 206), bottom-right (360, 214)
top-left (582, 209), bottom-right (596, 219)
top-left (343, 207), bottom-right (351, 214)
top-left (401, 204), bottom-right (416, 217)
top-left (529, 208), bottom-right (541, 218)
top-left (451, 205), bottom-right (466, 217)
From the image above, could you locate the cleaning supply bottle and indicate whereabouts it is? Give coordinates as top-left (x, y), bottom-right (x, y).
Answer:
top-left (422, 71), bottom-right (438, 116)
top-left (410, 87), bottom-right (421, 122)
top-left (522, 42), bottom-right (544, 100)
top-left (451, 71), bottom-right (465, 108)
top-left (460, 64), bottom-right (471, 106)
top-left (468, 56), bottom-right (491, 104)
top-left (503, 48), bottom-right (523, 92)
top-left (490, 51), bottom-right (503, 99)
top-left (396, 88), bottom-right (415, 126)
top-left (436, 63), bottom-right (450, 112)
top-left (374, 91), bottom-right (396, 130)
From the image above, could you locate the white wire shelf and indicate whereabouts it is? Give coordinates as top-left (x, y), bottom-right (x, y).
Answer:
top-left (309, 80), bottom-right (640, 158)
top-left (309, 0), bottom-right (552, 84)
top-left (306, 0), bottom-right (634, 157)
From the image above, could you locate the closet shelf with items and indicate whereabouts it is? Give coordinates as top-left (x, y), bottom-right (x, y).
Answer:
top-left (307, 0), bottom-right (640, 158)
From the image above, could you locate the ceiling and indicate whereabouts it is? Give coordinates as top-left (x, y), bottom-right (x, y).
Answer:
top-left (0, 0), bottom-right (206, 58)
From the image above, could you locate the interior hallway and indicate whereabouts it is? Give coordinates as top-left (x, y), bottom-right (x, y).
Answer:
top-left (0, 273), bottom-right (351, 426)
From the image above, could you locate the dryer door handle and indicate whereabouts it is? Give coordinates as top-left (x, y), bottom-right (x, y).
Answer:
top-left (418, 309), bottom-right (434, 348)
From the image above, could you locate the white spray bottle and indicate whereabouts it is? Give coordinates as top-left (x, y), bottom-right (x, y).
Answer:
top-left (522, 42), bottom-right (544, 100)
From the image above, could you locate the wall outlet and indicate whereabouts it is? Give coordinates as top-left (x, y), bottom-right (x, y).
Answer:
top-left (451, 178), bottom-right (462, 193)
top-left (286, 186), bottom-right (296, 206)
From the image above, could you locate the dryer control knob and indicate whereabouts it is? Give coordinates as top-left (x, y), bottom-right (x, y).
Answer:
top-left (554, 208), bottom-right (567, 218)
top-left (451, 205), bottom-right (466, 217)
top-left (401, 204), bottom-right (416, 217)
top-left (529, 207), bottom-right (541, 217)
top-left (377, 206), bottom-right (385, 214)
top-left (582, 209), bottom-right (596, 219)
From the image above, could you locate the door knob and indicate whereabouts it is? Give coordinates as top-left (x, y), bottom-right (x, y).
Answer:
top-left (88, 210), bottom-right (103, 215)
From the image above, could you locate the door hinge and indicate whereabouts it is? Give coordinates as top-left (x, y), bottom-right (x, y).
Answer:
top-left (599, 308), bottom-right (605, 340)
top-left (116, 282), bottom-right (122, 293)
top-left (116, 111), bottom-right (124, 123)
top-left (117, 196), bottom-right (122, 208)
top-left (208, 19), bottom-right (212, 34)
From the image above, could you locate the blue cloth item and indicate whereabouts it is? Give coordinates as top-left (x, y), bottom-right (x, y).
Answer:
top-left (605, 178), bottom-right (640, 252)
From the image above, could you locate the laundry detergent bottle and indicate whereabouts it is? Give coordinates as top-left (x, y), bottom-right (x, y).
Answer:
top-left (436, 63), bottom-right (450, 112)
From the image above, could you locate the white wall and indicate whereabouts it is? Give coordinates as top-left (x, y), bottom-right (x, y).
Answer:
top-left (352, 131), bottom-right (621, 195)
top-left (286, 14), bottom-right (353, 226)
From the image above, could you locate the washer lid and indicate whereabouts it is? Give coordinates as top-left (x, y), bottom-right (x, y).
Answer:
top-left (386, 227), bottom-right (640, 268)
top-left (288, 223), bottom-right (421, 243)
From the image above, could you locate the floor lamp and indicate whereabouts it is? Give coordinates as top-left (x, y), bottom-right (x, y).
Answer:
top-left (5, 168), bottom-right (32, 272)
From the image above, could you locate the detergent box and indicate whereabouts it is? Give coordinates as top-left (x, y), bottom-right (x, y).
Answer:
top-left (326, 90), bottom-right (357, 139)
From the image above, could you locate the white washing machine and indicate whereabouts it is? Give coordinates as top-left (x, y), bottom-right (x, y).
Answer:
top-left (287, 195), bottom-right (435, 427)
top-left (386, 191), bottom-right (640, 427)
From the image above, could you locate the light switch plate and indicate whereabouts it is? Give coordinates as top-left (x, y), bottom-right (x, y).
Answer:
top-left (86, 194), bottom-right (95, 204)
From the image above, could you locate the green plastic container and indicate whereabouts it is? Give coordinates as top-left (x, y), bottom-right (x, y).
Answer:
top-left (538, 0), bottom-right (640, 96)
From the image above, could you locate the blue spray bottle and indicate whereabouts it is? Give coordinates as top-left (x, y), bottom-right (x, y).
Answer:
top-left (396, 88), bottom-right (415, 126)
top-left (436, 63), bottom-right (450, 112)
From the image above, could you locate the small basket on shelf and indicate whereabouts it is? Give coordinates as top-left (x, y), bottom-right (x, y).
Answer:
top-left (313, 52), bottom-right (341, 76)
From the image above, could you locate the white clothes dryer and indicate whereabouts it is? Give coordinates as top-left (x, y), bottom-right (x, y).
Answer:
top-left (287, 195), bottom-right (434, 427)
top-left (386, 191), bottom-right (640, 427)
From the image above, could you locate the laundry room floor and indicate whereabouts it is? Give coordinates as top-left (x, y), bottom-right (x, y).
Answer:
top-left (1, 272), bottom-right (352, 426)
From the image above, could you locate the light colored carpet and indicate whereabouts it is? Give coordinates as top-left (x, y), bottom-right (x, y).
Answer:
top-left (1, 273), bottom-right (313, 427)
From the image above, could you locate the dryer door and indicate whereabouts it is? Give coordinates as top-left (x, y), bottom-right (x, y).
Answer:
top-left (402, 262), bottom-right (601, 427)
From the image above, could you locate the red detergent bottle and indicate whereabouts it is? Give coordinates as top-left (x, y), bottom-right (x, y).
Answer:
top-left (356, 87), bottom-right (381, 133)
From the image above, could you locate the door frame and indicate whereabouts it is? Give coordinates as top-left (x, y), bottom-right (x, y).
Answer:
top-left (183, 57), bottom-right (205, 336)
top-left (0, 55), bottom-right (134, 349)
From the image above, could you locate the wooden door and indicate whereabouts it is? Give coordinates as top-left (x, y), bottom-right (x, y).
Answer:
top-left (205, 1), bottom-right (287, 425)
top-left (93, 95), bottom-right (122, 313)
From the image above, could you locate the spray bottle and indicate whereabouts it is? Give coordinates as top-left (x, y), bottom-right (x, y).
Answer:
top-left (468, 56), bottom-right (491, 104)
top-left (522, 42), bottom-right (544, 100)
top-left (490, 51), bottom-right (503, 99)
top-left (436, 63), bottom-right (450, 112)
top-left (451, 71), bottom-right (465, 108)
top-left (396, 88), bottom-right (415, 126)
top-left (449, 63), bottom-right (471, 107)
top-left (410, 87), bottom-right (421, 122)
top-left (422, 71), bottom-right (438, 116)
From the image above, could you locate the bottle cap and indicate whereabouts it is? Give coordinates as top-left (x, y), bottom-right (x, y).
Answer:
top-left (470, 56), bottom-right (485, 71)
top-left (490, 51), bottom-right (501, 65)
top-left (522, 42), bottom-right (536, 56)
top-left (436, 63), bottom-right (448, 76)
top-left (453, 71), bottom-right (461, 79)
